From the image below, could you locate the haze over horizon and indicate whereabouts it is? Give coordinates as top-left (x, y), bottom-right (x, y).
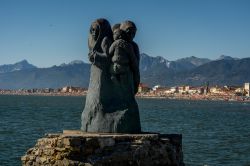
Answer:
top-left (1, 0), bottom-right (250, 67)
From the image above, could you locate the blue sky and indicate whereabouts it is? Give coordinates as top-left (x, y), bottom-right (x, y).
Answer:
top-left (0, 0), bottom-right (250, 67)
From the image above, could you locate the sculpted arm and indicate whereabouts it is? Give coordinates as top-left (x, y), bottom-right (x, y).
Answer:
top-left (88, 37), bottom-right (95, 63)
top-left (108, 42), bottom-right (116, 58)
top-left (93, 37), bottom-right (112, 63)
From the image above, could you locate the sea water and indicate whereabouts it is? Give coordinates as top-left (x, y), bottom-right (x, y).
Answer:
top-left (0, 95), bottom-right (250, 166)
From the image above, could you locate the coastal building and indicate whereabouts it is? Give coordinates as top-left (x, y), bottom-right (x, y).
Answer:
top-left (164, 87), bottom-right (178, 94)
top-left (61, 86), bottom-right (70, 93)
top-left (185, 86), bottom-right (190, 91)
top-left (151, 85), bottom-right (170, 95)
top-left (170, 87), bottom-right (178, 93)
top-left (197, 87), bottom-right (205, 94)
top-left (187, 87), bottom-right (198, 94)
top-left (210, 86), bottom-right (223, 94)
top-left (244, 83), bottom-right (250, 96)
top-left (68, 87), bottom-right (78, 93)
top-left (152, 85), bottom-right (161, 91)
top-left (69, 87), bottom-right (86, 93)
top-left (61, 86), bottom-right (87, 93)
top-left (44, 88), bottom-right (52, 93)
top-left (138, 83), bottom-right (151, 93)
top-left (31, 89), bottom-right (38, 93)
top-left (178, 86), bottom-right (190, 94)
top-left (235, 88), bottom-right (244, 96)
top-left (156, 88), bottom-right (169, 95)
top-left (222, 86), bottom-right (239, 96)
top-left (53, 88), bottom-right (60, 93)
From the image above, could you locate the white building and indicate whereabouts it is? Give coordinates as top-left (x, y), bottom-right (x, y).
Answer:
top-left (170, 87), bottom-right (178, 93)
top-left (178, 86), bottom-right (190, 94)
top-left (61, 86), bottom-right (70, 93)
top-left (235, 88), bottom-right (244, 94)
top-left (152, 85), bottom-right (161, 91)
top-left (244, 83), bottom-right (250, 96)
top-left (165, 87), bottom-right (176, 94)
top-left (210, 86), bottom-right (222, 94)
top-left (188, 88), bottom-right (198, 94)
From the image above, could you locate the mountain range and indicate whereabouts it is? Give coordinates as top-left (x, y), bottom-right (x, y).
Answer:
top-left (140, 54), bottom-right (250, 86)
top-left (0, 54), bottom-right (249, 89)
top-left (0, 60), bottom-right (37, 73)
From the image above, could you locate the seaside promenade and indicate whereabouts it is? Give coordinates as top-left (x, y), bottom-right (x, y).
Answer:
top-left (0, 87), bottom-right (249, 102)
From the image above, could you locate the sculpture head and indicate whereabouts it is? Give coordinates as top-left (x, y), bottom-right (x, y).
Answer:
top-left (120, 20), bottom-right (137, 42)
top-left (89, 18), bottom-right (112, 41)
top-left (88, 18), bottom-right (113, 51)
top-left (113, 29), bottom-right (127, 41)
top-left (90, 22), bottom-right (99, 41)
top-left (112, 23), bottom-right (121, 32)
top-left (112, 23), bottom-right (121, 40)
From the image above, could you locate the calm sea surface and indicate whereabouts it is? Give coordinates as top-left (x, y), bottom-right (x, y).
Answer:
top-left (0, 95), bottom-right (250, 166)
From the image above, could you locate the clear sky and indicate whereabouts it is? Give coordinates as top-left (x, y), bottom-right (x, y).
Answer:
top-left (0, 0), bottom-right (250, 67)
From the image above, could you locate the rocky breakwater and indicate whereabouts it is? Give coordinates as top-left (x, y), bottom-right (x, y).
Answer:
top-left (21, 130), bottom-right (184, 166)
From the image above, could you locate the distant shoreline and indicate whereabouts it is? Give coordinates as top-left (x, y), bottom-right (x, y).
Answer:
top-left (0, 92), bottom-right (86, 97)
top-left (1, 92), bottom-right (249, 102)
top-left (136, 95), bottom-right (250, 102)
top-left (136, 94), bottom-right (250, 102)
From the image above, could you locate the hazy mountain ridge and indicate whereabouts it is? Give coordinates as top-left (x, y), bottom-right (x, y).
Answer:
top-left (173, 56), bottom-right (211, 71)
top-left (217, 55), bottom-right (239, 61)
top-left (0, 54), bottom-right (249, 89)
top-left (140, 53), bottom-right (211, 72)
top-left (182, 58), bottom-right (250, 86)
top-left (0, 60), bottom-right (37, 73)
top-left (0, 61), bottom-right (90, 89)
top-left (139, 54), bottom-right (250, 86)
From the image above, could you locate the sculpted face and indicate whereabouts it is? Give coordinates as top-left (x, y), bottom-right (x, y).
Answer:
top-left (112, 23), bottom-right (121, 40)
top-left (113, 29), bottom-right (124, 40)
top-left (125, 27), bottom-right (136, 42)
top-left (120, 21), bottom-right (137, 42)
top-left (90, 23), bottom-right (99, 40)
top-left (113, 30), bottom-right (120, 40)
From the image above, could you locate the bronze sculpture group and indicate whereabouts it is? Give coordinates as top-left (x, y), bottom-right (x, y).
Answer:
top-left (81, 18), bottom-right (141, 133)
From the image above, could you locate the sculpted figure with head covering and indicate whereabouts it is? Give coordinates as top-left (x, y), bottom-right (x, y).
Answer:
top-left (88, 18), bottom-right (113, 66)
top-left (81, 19), bottom-right (141, 134)
top-left (82, 18), bottom-right (115, 132)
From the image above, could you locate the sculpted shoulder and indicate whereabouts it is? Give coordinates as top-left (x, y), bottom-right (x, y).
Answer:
top-left (101, 36), bottom-right (113, 54)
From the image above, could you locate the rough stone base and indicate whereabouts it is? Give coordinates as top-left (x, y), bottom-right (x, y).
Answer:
top-left (21, 130), bottom-right (184, 166)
